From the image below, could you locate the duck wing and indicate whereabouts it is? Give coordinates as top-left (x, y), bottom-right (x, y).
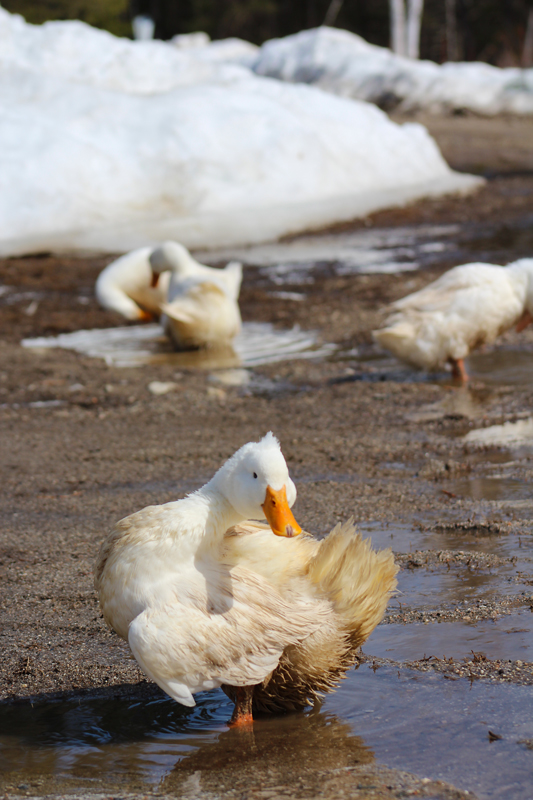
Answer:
top-left (160, 281), bottom-right (241, 348)
top-left (390, 263), bottom-right (509, 315)
top-left (127, 559), bottom-right (330, 708)
top-left (375, 264), bottom-right (522, 368)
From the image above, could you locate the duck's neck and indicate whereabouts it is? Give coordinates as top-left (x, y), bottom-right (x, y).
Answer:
top-left (189, 484), bottom-right (244, 553)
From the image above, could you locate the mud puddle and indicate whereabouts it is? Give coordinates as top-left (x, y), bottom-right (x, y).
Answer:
top-left (21, 322), bottom-right (335, 369)
top-left (330, 345), bottom-right (533, 389)
top-left (198, 216), bottom-right (533, 281)
top-left (395, 560), bottom-right (524, 608)
top-left (1, 668), bottom-right (532, 800)
top-left (466, 349), bottom-right (533, 387)
top-left (359, 522), bottom-right (530, 564)
top-left (336, 666), bottom-right (533, 800)
top-left (447, 477), bottom-right (533, 503)
top-left (367, 611), bottom-right (533, 663)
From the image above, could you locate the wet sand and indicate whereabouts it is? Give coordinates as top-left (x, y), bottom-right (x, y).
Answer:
top-left (1, 116), bottom-right (533, 799)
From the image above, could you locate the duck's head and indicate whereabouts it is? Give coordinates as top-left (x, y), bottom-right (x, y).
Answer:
top-left (150, 241), bottom-right (195, 278)
top-left (211, 432), bottom-right (302, 537)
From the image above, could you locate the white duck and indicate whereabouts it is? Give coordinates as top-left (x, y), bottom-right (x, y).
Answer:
top-left (149, 241), bottom-right (243, 350)
top-left (94, 433), bottom-right (397, 725)
top-left (95, 246), bottom-right (172, 322)
top-left (373, 258), bottom-right (533, 382)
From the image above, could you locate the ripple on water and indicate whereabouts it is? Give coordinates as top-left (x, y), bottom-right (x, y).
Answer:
top-left (22, 322), bottom-right (335, 369)
top-left (1, 669), bottom-right (533, 800)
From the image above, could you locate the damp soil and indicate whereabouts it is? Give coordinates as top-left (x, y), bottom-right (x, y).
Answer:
top-left (1, 116), bottom-right (533, 799)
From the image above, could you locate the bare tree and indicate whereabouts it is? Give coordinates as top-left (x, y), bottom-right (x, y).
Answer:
top-left (445, 0), bottom-right (460, 61)
top-left (390, 0), bottom-right (407, 55)
top-left (323, 0), bottom-right (345, 27)
top-left (406, 0), bottom-right (423, 58)
top-left (389, 0), bottom-right (424, 58)
top-left (523, 7), bottom-right (533, 67)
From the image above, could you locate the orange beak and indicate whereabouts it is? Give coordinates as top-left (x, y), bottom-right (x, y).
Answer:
top-left (262, 485), bottom-right (302, 538)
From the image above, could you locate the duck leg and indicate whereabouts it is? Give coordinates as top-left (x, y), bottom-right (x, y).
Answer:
top-left (516, 310), bottom-right (533, 333)
top-left (228, 685), bottom-right (254, 727)
top-left (449, 357), bottom-right (468, 384)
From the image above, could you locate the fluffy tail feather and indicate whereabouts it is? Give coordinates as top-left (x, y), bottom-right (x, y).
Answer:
top-left (306, 520), bottom-right (398, 648)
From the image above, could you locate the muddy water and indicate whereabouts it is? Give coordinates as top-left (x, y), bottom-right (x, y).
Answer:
top-left (2, 507), bottom-right (531, 799)
top-left (1, 668), bottom-right (532, 800)
top-left (22, 322), bottom-right (335, 369)
top-left (197, 217), bottom-right (533, 278)
top-left (368, 612), bottom-right (533, 662)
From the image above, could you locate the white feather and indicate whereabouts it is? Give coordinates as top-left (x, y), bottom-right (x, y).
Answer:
top-left (373, 259), bottom-right (533, 370)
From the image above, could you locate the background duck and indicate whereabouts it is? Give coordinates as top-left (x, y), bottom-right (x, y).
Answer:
top-left (373, 258), bottom-right (533, 382)
top-left (94, 433), bottom-right (397, 725)
top-left (150, 242), bottom-right (243, 350)
top-left (95, 246), bottom-right (171, 322)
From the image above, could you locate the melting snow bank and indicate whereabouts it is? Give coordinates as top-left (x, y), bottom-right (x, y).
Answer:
top-left (251, 27), bottom-right (533, 116)
top-left (0, 10), bottom-right (480, 257)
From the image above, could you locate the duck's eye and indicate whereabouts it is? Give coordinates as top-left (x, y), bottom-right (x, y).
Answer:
top-left (253, 472), bottom-right (258, 479)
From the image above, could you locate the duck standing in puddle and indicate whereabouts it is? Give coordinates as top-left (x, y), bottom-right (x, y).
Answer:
top-left (373, 258), bottom-right (533, 382)
top-left (95, 241), bottom-right (242, 351)
top-left (150, 241), bottom-right (242, 350)
top-left (94, 433), bottom-right (397, 724)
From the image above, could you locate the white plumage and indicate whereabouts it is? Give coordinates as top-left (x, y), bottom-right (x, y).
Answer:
top-left (150, 241), bottom-right (243, 350)
top-left (94, 433), bottom-right (397, 722)
top-left (95, 246), bottom-right (171, 321)
top-left (373, 259), bottom-right (533, 380)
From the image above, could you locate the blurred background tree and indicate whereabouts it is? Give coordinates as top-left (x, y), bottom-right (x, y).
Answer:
top-left (3, 0), bottom-right (533, 65)
top-left (3, 0), bottom-right (131, 36)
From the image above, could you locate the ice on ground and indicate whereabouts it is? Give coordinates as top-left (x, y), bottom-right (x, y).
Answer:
top-left (464, 418), bottom-right (533, 448)
top-left (0, 9), bottom-right (480, 257)
top-left (250, 27), bottom-right (533, 116)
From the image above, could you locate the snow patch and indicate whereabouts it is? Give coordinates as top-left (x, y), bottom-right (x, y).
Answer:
top-left (0, 9), bottom-right (480, 257)
top-left (464, 418), bottom-right (533, 448)
top-left (251, 27), bottom-right (533, 116)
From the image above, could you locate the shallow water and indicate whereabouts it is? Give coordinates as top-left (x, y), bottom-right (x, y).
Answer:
top-left (467, 349), bottom-right (533, 387)
top-left (394, 559), bottom-right (525, 610)
top-left (22, 322), bottom-right (335, 369)
top-left (367, 612), bottom-right (533, 663)
top-left (447, 477), bottom-right (533, 503)
top-left (198, 216), bottom-right (533, 279)
top-left (359, 521), bottom-right (529, 561)
top-left (2, 668), bottom-right (532, 800)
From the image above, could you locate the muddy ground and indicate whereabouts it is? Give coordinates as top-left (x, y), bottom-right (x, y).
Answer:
top-left (1, 115), bottom-right (533, 798)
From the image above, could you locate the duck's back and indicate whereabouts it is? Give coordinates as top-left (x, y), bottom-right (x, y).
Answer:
top-left (375, 263), bottom-right (524, 369)
top-left (221, 521), bottom-right (397, 712)
top-left (161, 281), bottom-right (242, 349)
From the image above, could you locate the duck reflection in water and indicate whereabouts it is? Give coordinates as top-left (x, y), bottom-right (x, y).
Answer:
top-left (162, 706), bottom-right (375, 797)
top-left (0, 686), bottom-right (375, 796)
